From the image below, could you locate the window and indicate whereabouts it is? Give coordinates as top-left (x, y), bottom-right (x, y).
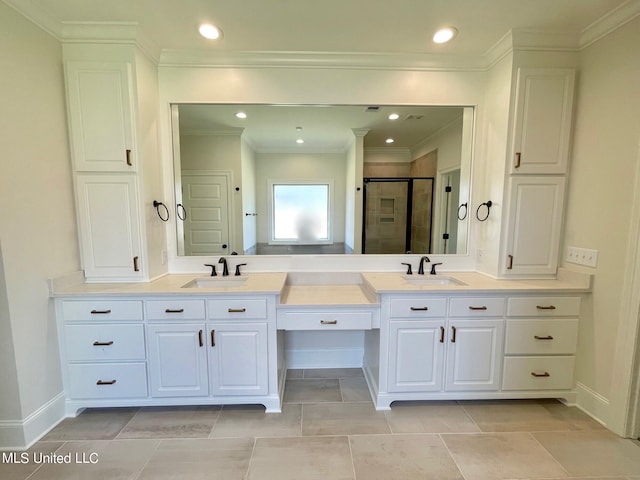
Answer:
top-left (269, 181), bottom-right (332, 244)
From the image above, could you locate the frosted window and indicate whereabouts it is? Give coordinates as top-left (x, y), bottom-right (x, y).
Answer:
top-left (273, 184), bottom-right (329, 241)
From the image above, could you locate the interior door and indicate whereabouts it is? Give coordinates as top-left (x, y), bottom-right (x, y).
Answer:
top-left (181, 172), bottom-right (231, 256)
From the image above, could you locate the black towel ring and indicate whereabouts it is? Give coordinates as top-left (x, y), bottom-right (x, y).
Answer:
top-left (153, 200), bottom-right (170, 222)
top-left (176, 203), bottom-right (187, 221)
top-left (476, 200), bottom-right (493, 222)
top-left (457, 203), bottom-right (468, 221)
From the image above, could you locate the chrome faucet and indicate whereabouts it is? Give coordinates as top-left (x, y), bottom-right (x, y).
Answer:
top-left (218, 257), bottom-right (229, 276)
top-left (418, 256), bottom-right (431, 275)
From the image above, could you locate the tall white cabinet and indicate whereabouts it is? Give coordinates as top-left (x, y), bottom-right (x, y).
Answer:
top-left (63, 47), bottom-right (164, 282)
top-left (502, 67), bottom-right (575, 276)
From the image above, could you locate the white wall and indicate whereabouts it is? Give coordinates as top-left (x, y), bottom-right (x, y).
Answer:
top-left (562, 15), bottom-right (640, 430)
top-left (254, 152), bottom-right (348, 244)
top-left (0, 2), bottom-right (80, 447)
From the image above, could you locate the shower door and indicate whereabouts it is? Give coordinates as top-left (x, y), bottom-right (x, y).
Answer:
top-left (362, 178), bottom-right (434, 254)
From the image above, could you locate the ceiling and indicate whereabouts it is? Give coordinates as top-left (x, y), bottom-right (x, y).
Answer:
top-left (6, 0), bottom-right (636, 150)
top-left (5, 0), bottom-right (633, 58)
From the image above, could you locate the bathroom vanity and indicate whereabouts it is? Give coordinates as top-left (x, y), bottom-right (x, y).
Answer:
top-left (52, 268), bottom-right (590, 416)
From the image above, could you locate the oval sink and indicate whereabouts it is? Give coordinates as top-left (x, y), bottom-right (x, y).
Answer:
top-left (402, 275), bottom-right (466, 286)
top-left (182, 276), bottom-right (248, 288)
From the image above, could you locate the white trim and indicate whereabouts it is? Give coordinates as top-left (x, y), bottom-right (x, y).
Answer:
top-left (575, 382), bottom-right (610, 428)
top-left (608, 133), bottom-right (640, 437)
top-left (0, 392), bottom-right (65, 451)
top-left (580, 0), bottom-right (640, 49)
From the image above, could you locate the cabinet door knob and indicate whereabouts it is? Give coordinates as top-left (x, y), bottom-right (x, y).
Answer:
top-left (211, 329), bottom-right (216, 347)
top-left (439, 326), bottom-right (445, 343)
top-left (126, 149), bottom-right (132, 166)
top-left (198, 330), bottom-right (204, 347)
top-left (515, 152), bottom-right (521, 168)
top-left (451, 326), bottom-right (457, 343)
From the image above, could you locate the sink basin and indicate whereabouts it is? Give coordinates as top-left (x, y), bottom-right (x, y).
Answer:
top-left (402, 275), bottom-right (466, 286)
top-left (182, 276), bottom-right (248, 288)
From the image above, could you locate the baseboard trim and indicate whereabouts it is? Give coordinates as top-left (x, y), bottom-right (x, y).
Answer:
top-left (0, 392), bottom-right (65, 451)
top-left (286, 348), bottom-right (363, 369)
top-left (575, 381), bottom-right (610, 427)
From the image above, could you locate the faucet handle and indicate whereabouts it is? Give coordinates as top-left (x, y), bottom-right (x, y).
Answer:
top-left (430, 263), bottom-right (443, 275)
top-left (401, 262), bottom-right (413, 275)
top-left (234, 263), bottom-right (247, 276)
top-left (204, 264), bottom-right (217, 277)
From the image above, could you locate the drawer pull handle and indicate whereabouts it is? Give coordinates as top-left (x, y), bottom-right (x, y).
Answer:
top-left (198, 329), bottom-right (204, 347)
top-left (96, 379), bottom-right (116, 385)
top-left (531, 372), bottom-right (551, 378)
top-left (228, 308), bottom-right (247, 313)
top-left (534, 335), bottom-right (554, 340)
top-left (320, 320), bottom-right (338, 325)
top-left (515, 151), bottom-right (521, 168)
top-left (410, 306), bottom-right (429, 311)
top-left (211, 329), bottom-right (216, 347)
top-left (133, 256), bottom-right (139, 272)
top-left (126, 149), bottom-right (132, 166)
top-left (536, 305), bottom-right (556, 310)
top-left (165, 308), bottom-right (185, 313)
top-left (93, 341), bottom-right (114, 346)
top-left (440, 326), bottom-right (445, 343)
top-left (451, 326), bottom-right (457, 343)
top-left (90, 309), bottom-right (112, 314)
top-left (468, 306), bottom-right (488, 311)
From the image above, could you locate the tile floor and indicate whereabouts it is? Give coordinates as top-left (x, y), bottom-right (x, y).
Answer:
top-left (2, 368), bottom-right (640, 480)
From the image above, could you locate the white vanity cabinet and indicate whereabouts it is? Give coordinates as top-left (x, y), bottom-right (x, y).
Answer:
top-left (383, 295), bottom-right (505, 399)
top-left (503, 296), bottom-right (580, 391)
top-left (146, 299), bottom-right (208, 397)
top-left (207, 298), bottom-right (270, 396)
top-left (57, 299), bottom-right (148, 410)
top-left (501, 67), bottom-right (575, 277)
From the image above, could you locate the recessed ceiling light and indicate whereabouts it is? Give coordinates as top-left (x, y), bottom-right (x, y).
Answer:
top-left (199, 23), bottom-right (223, 40)
top-left (433, 27), bottom-right (458, 44)
top-left (385, 138), bottom-right (395, 144)
top-left (388, 113), bottom-right (400, 120)
top-left (235, 112), bottom-right (247, 119)
top-left (296, 139), bottom-right (305, 144)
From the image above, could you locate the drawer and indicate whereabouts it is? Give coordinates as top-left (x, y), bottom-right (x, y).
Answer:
top-left (208, 298), bottom-right (267, 319)
top-left (67, 363), bottom-right (148, 399)
top-left (61, 300), bottom-right (142, 322)
top-left (389, 298), bottom-right (447, 318)
top-left (277, 310), bottom-right (372, 330)
top-left (502, 356), bottom-right (575, 391)
top-left (449, 297), bottom-right (505, 317)
top-left (507, 297), bottom-right (580, 317)
top-left (65, 324), bottom-right (146, 361)
top-left (145, 299), bottom-right (205, 320)
top-left (505, 319), bottom-right (578, 355)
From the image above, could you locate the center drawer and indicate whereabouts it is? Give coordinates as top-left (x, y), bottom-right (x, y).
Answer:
top-left (145, 299), bottom-right (205, 320)
top-left (277, 310), bottom-right (373, 330)
top-left (449, 297), bottom-right (505, 317)
top-left (208, 298), bottom-right (267, 319)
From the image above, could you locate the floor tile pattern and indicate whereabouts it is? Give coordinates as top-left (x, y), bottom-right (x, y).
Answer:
top-left (2, 368), bottom-right (639, 480)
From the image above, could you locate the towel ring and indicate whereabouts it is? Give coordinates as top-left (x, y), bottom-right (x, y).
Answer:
top-left (476, 200), bottom-right (493, 222)
top-left (153, 200), bottom-right (170, 222)
top-left (176, 203), bottom-right (187, 221)
top-left (457, 203), bottom-right (468, 221)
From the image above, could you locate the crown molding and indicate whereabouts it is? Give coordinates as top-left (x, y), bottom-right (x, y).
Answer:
top-left (580, 0), bottom-right (640, 49)
top-left (158, 49), bottom-right (489, 71)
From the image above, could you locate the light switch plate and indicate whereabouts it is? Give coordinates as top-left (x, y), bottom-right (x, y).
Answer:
top-left (566, 246), bottom-right (598, 268)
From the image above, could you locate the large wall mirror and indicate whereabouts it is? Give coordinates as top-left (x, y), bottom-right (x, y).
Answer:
top-left (171, 104), bottom-right (474, 257)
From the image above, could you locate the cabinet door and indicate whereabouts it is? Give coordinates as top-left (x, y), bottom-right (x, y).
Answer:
top-left (503, 176), bottom-right (566, 275)
top-left (75, 174), bottom-right (143, 281)
top-left (445, 319), bottom-right (504, 391)
top-left (147, 323), bottom-right (208, 397)
top-left (65, 62), bottom-right (136, 172)
top-left (388, 320), bottom-right (445, 392)
top-left (510, 68), bottom-right (575, 174)
top-left (209, 323), bottom-right (268, 396)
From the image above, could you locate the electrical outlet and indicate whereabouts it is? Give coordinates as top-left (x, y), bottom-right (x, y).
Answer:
top-left (566, 245), bottom-right (598, 267)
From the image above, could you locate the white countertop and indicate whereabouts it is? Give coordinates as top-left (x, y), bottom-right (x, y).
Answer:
top-left (50, 268), bottom-right (591, 300)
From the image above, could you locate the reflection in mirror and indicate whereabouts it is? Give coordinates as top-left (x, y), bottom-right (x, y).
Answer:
top-left (171, 104), bottom-right (473, 256)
